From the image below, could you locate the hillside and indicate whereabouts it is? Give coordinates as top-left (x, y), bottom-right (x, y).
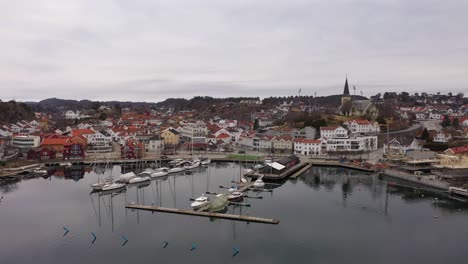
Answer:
top-left (0, 100), bottom-right (36, 124)
top-left (24, 98), bottom-right (157, 112)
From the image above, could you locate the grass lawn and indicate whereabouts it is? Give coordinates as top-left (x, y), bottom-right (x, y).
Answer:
top-left (226, 154), bottom-right (263, 160)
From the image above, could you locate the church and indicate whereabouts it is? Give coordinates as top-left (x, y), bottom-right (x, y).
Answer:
top-left (338, 77), bottom-right (378, 118)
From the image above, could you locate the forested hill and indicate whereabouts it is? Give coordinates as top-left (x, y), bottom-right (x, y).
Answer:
top-left (0, 100), bottom-right (36, 123)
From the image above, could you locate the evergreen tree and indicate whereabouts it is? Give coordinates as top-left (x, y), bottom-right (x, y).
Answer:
top-left (452, 118), bottom-right (460, 128)
top-left (441, 115), bottom-right (451, 127)
top-left (253, 119), bottom-right (259, 130)
top-left (421, 128), bottom-right (429, 140)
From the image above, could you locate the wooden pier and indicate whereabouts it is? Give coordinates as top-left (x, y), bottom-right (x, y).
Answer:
top-left (126, 204), bottom-right (279, 224)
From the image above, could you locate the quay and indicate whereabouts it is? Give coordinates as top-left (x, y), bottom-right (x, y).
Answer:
top-left (382, 169), bottom-right (450, 191)
top-left (290, 163), bottom-right (312, 179)
top-left (308, 160), bottom-right (376, 173)
top-left (125, 204), bottom-right (279, 225)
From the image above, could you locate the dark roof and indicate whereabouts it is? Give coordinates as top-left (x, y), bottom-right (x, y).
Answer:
top-left (99, 130), bottom-right (111, 137)
top-left (169, 128), bottom-right (179, 135)
top-left (277, 155), bottom-right (300, 165)
top-left (343, 77), bottom-right (350, 96)
top-left (148, 135), bottom-right (161, 140)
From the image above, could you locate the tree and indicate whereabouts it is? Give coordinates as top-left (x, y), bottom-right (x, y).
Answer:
top-left (253, 119), bottom-right (259, 130)
top-left (99, 112), bottom-right (107, 120)
top-left (441, 115), bottom-right (451, 127)
top-left (376, 115), bottom-right (386, 124)
top-left (421, 128), bottom-right (430, 140)
top-left (92, 101), bottom-right (101, 111)
top-left (452, 118), bottom-right (460, 128)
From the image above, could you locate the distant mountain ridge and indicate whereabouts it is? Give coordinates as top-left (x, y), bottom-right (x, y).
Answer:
top-left (0, 100), bottom-right (36, 124)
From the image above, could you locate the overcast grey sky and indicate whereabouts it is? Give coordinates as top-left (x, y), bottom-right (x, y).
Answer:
top-left (1, 0), bottom-right (467, 102)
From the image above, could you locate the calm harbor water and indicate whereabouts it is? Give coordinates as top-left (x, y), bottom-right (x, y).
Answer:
top-left (1, 163), bottom-right (468, 264)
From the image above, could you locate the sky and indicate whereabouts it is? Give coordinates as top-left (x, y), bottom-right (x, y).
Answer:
top-left (1, 0), bottom-right (467, 102)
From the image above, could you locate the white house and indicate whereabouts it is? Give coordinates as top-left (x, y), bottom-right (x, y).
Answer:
top-left (65, 110), bottom-right (81, 119)
top-left (87, 130), bottom-right (113, 146)
top-left (433, 132), bottom-right (452, 143)
top-left (271, 135), bottom-right (293, 152)
top-left (383, 137), bottom-right (424, 155)
top-left (320, 135), bottom-right (378, 154)
top-left (294, 138), bottom-right (322, 155)
top-left (320, 126), bottom-right (348, 138)
top-left (145, 135), bottom-right (164, 153)
top-left (429, 112), bottom-right (442, 120)
top-left (343, 119), bottom-right (380, 134)
top-left (416, 113), bottom-right (427, 120)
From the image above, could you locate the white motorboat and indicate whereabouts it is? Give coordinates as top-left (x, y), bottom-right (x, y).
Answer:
top-left (59, 162), bottom-right (72, 167)
top-left (243, 168), bottom-right (254, 174)
top-left (168, 167), bottom-right (185, 173)
top-left (128, 176), bottom-right (151, 184)
top-left (151, 168), bottom-right (169, 178)
top-left (253, 178), bottom-right (265, 188)
top-left (138, 168), bottom-right (155, 177)
top-left (200, 159), bottom-right (211, 165)
top-left (190, 194), bottom-right (210, 209)
top-left (91, 180), bottom-right (112, 191)
top-left (118, 172), bottom-right (137, 183)
top-left (168, 159), bottom-right (184, 166)
top-left (101, 182), bottom-right (126, 191)
top-left (184, 161), bottom-right (200, 170)
top-left (228, 185), bottom-right (238, 192)
top-left (253, 164), bottom-right (264, 170)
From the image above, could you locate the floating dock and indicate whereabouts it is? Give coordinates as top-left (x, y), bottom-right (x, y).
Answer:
top-left (126, 204), bottom-right (279, 225)
top-left (309, 160), bottom-right (376, 172)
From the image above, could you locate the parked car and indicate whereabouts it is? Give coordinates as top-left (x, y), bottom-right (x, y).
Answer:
top-left (238, 150), bottom-right (246, 154)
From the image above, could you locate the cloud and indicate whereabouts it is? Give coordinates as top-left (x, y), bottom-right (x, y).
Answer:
top-left (0, 0), bottom-right (467, 102)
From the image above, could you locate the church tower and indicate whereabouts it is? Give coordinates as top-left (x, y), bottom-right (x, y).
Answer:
top-left (341, 77), bottom-right (351, 105)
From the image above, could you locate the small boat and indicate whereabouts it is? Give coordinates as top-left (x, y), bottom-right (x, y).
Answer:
top-left (227, 191), bottom-right (244, 202)
top-left (200, 158), bottom-right (211, 165)
top-left (91, 180), bottom-right (112, 191)
top-left (228, 185), bottom-right (238, 192)
top-left (117, 172), bottom-right (137, 183)
top-left (168, 159), bottom-right (184, 166)
top-left (151, 168), bottom-right (169, 178)
top-left (243, 168), bottom-right (254, 174)
top-left (138, 168), bottom-right (155, 177)
top-left (101, 182), bottom-right (126, 191)
top-left (449, 187), bottom-right (468, 197)
top-left (191, 194), bottom-right (210, 209)
top-left (184, 161), bottom-right (200, 170)
top-left (59, 162), bottom-right (72, 167)
top-left (128, 176), bottom-right (151, 184)
top-left (253, 178), bottom-right (265, 188)
top-left (253, 164), bottom-right (264, 170)
top-left (168, 167), bottom-right (185, 174)
top-left (32, 169), bottom-right (47, 175)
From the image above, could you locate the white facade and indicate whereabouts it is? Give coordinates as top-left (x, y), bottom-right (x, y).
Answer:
top-left (429, 112), bottom-right (442, 120)
top-left (416, 113), bottom-right (427, 120)
top-left (433, 132), bottom-right (452, 143)
top-left (343, 120), bottom-right (380, 134)
top-left (383, 138), bottom-right (423, 155)
top-left (87, 131), bottom-right (113, 146)
top-left (321, 136), bottom-right (378, 153)
top-left (320, 126), bottom-right (348, 139)
top-left (180, 122), bottom-right (208, 139)
top-left (294, 139), bottom-right (322, 155)
top-left (65, 110), bottom-right (80, 119)
top-left (12, 135), bottom-right (40, 149)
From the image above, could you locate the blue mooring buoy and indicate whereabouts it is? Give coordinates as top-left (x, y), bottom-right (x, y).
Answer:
top-left (190, 243), bottom-right (197, 251)
top-left (232, 247), bottom-right (240, 257)
top-left (91, 232), bottom-right (97, 244)
top-left (162, 241), bottom-right (169, 248)
top-left (121, 235), bottom-right (128, 246)
top-left (62, 227), bottom-right (69, 237)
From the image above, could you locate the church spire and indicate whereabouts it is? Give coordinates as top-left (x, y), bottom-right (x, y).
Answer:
top-left (343, 77), bottom-right (350, 96)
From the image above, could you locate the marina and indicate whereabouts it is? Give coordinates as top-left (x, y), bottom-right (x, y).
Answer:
top-left (1, 163), bottom-right (468, 264)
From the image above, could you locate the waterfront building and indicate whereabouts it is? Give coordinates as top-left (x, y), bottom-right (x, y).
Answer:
top-left (383, 137), bottom-right (424, 156)
top-left (294, 138), bottom-right (322, 155)
top-left (12, 135), bottom-right (41, 150)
